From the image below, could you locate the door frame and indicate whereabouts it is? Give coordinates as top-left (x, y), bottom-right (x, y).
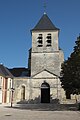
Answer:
top-left (41, 82), bottom-right (50, 103)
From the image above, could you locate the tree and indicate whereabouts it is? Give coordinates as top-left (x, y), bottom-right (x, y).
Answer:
top-left (60, 35), bottom-right (80, 99)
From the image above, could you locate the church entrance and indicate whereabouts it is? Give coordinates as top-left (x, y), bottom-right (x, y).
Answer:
top-left (41, 82), bottom-right (50, 103)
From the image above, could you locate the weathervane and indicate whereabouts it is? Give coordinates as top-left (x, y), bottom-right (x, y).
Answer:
top-left (43, 0), bottom-right (47, 14)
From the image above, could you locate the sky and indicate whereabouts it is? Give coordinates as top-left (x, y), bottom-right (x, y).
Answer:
top-left (0, 0), bottom-right (80, 68)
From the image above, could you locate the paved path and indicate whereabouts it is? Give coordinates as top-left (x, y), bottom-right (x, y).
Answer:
top-left (0, 104), bottom-right (80, 120)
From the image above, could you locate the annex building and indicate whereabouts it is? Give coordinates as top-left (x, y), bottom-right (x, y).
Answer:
top-left (0, 64), bottom-right (13, 103)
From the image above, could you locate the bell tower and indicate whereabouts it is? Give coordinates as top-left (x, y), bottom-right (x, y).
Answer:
top-left (29, 13), bottom-right (63, 76)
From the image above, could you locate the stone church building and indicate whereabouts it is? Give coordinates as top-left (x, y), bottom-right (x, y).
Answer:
top-left (10, 13), bottom-right (65, 103)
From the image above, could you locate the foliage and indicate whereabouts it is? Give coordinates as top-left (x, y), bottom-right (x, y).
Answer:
top-left (60, 35), bottom-right (80, 95)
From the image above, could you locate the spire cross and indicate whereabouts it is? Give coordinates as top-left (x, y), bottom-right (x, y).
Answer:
top-left (43, 1), bottom-right (47, 14)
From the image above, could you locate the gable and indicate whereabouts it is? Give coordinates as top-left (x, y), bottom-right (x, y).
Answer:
top-left (32, 70), bottom-right (57, 79)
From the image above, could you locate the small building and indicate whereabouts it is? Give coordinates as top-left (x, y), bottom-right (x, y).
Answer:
top-left (0, 64), bottom-right (13, 104)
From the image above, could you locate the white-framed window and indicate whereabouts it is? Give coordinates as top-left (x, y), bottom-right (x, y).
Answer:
top-left (0, 77), bottom-right (2, 90)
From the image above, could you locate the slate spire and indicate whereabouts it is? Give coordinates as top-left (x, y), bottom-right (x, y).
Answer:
top-left (32, 14), bottom-right (59, 31)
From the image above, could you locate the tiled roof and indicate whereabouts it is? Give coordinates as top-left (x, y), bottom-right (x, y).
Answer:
top-left (0, 64), bottom-right (13, 78)
top-left (32, 13), bottom-right (59, 31)
top-left (8, 68), bottom-right (29, 77)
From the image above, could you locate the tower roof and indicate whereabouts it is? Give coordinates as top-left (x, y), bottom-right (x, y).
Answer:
top-left (32, 13), bottom-right (59, 31)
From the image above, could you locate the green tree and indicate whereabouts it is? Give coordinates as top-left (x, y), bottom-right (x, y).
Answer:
top-left (60, 35), bottom-right (80, 99)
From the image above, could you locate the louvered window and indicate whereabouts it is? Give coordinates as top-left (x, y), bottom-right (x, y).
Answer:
top-left (37, 34), bottom-right (43, 47)
top-left (46, 34), bottom-right (52, 47)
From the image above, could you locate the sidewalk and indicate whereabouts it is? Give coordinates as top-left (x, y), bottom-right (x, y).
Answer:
top-left (0, 104), bottom-right (80, 120)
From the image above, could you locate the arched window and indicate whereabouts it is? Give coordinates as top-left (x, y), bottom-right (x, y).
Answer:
top-left (21, 85), bottom-right (25, 100)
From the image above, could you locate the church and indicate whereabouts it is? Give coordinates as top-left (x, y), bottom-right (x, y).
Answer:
top-left (12, 13), bottom-right (65, 103)
top-left (0, 13), bottom-right (66, 104)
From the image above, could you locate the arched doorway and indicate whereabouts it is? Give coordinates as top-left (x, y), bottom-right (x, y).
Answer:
top-left (21, 86), bottom-right (25, 100)
top-left (41, 82), bottom-right (50, 103)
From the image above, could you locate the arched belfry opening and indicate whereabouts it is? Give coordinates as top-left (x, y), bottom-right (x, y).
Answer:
top-left (41, 82), bottom-right (50, 103)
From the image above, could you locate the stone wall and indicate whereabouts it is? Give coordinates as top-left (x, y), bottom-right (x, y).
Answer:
top-left (13, 75), bottom-right (65, 103)
top-left (31, 30), bottom-right (60, 76)
top-left (31, 52), bottom-right (61, 76)
top-left (13, 77), bottom-right (30, 103)
top-left (32, 31), bottom-right (59, 53)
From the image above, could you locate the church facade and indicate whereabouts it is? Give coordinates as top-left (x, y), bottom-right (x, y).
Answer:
top-left (13, 13), bottom-right (65, 103)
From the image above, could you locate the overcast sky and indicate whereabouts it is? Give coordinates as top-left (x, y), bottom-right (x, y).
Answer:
top-left (0, 0), bottom-right (80, 68)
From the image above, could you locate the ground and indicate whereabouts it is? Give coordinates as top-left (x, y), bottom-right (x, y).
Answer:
top-left (0, 104), bottom-right (80, 120)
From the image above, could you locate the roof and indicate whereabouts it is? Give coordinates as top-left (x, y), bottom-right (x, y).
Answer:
top-left (8, 68), bottom-right (29, 77)
top-left (32, 13), bottom-right (59, 31)
top-left (0, 64), bottom-right (13, 78)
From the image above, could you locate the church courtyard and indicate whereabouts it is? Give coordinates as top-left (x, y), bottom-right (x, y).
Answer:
top-left (0, 104), bottom-right (80, 120)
